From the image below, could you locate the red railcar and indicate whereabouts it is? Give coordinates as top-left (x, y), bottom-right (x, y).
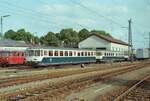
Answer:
top-left (0, 51), bottom-right (25, 66)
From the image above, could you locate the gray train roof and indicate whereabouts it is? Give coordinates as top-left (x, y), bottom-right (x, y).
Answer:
top-left (0, 39), bottom-right (31, 47)
top-left (28, 46), bottom-right (95, 51)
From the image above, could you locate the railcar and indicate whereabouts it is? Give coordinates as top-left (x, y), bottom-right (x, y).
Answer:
top-left (25, 47), bottom-right (96, 66)
top-left (135, 49), bottom-right (149, 60)
top-left (96, 50), bottom-right (129, 62)
top-left (0, 50), bottom-right (25, 66)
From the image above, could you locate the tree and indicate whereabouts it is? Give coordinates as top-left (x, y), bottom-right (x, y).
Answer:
top-left (78, 28), bottom-right (90, 41)
top-left (58, 28), bottom-right (79, 47)
top-left (4, 30), bottom-right (17, 39)
top-left (40, 32), bottom-right (60, 47)
top-left (4, 29), bottom-right (39, 45)
top-left (91, 30), bottom-right (111, 36)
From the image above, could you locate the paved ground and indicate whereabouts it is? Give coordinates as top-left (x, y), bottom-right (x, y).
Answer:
top-left (66, 66), bottom-right (150, 101)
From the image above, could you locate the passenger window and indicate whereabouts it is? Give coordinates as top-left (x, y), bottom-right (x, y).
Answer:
top-left (85, 52), bottom-right (87, 56)
top-left (69, 51), bottom-right (72, 56)
top-left (41, 50), bottom-right (43, 56)
top-left (65, 51), bottom-right (68, 56)
top-left (91, 52), bottom-right (93, 56)
top-left (88, 52), bottom-right (90, 56)
top-left (60, 51), bottom-right (63, 56)
top-left (54, 51), bottom-right (58, 56)
top-left (44, 51), bottom-right (48, 56)
top-left (49, 51), bottom-right (53, 56)
top-left (74, 52), bottom-right (76, 56)
top-left (35, 50), bottom-right (40, 56)
top-left (81, 52), bottom-right (84, 56)
top-left (78, 52), bottom-right (80, 56)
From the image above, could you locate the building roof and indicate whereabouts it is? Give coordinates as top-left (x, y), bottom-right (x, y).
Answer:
top-left (83, 33), bottom-right (128, 46)
top-left (0, 39), bottom-right (31, 47)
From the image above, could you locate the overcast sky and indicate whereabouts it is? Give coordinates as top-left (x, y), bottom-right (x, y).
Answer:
top-left (0, 0), bottom-right (150, 48)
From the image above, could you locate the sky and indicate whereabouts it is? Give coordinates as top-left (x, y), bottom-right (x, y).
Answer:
top-left (0, 0), bottom-right (150, 49)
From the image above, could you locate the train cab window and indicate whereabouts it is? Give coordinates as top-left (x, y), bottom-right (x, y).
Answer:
top-left (85, 52), bottom-right (87, 56)
top-left (65, 51), bottom-right (68, 56)
top-left (96, 52), bottom-right (102, 56)
top-left (81, 52), bottom-right (84, 56)
top-left (54, 51), bottom-right (58, 56)
top-left (60, 51), bottom-right (63, 56)
top-left (35, 50), bottom-right (40, 56)
top-left (49, 51), bottom-right (53, 56)
top-left (69, 51), bottom-right (72, 56)
top-left (29, 50), bottom-right (34, 56)
top-left (78, 52), bottom-right (80, 56)
top-left (44, 51), bottom-right (48, 56)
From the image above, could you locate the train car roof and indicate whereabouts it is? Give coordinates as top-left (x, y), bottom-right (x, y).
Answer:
top-left (27, 46), bottom-right (95, 51)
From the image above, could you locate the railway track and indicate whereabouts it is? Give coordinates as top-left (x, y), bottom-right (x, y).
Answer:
top-left (0, 62), bottom-right (140, 88)
top-left (113, 74), bottom-right (150, 101)
top-left (0, 61), bottom-right (149, 101)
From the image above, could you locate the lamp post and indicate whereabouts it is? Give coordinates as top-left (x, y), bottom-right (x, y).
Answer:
top-left (0, 15), bottom-right (10, 38)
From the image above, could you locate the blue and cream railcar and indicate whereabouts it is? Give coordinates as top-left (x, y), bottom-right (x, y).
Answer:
top-left (96, 50), bottom-right (129, 62)
top-left (25, 47), bottom-right (96, 66)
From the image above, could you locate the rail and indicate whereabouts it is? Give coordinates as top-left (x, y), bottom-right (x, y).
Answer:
top-left (113, 74), bottom-right (150, 101)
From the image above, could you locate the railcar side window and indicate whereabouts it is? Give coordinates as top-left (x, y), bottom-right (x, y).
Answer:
top-left (60, 51), bottom-right (63, 56)
top-left (54, 51), bottom-right (58, 56)
top-left (91, 52), bottom-right (93, 56)
top-left (74, 52), bottom-right (76, 56)
top-left (44, 51), bottom-right (48, 56)
top-left (78, 52), bottom-right (80, 56)
top-left (69, 51), bottom-right (72, 56)
top-left (49, 51), bottom-right (53, 56)
top-left (85, 52), bottom-right (87, 56)
top-left (41, 50), bottom-right (43, 56)
top-left (88, 52), bottom-right (90, 56)
top-left (81, 52), bottom-right (84, 56)
top-left (65, 51), bottom-right (68, 56)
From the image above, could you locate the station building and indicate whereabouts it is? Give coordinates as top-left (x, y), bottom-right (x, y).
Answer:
top-left (0, 39), bottom-right (31, 51)
top-left (78, 33), bottom-right (128, 52)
